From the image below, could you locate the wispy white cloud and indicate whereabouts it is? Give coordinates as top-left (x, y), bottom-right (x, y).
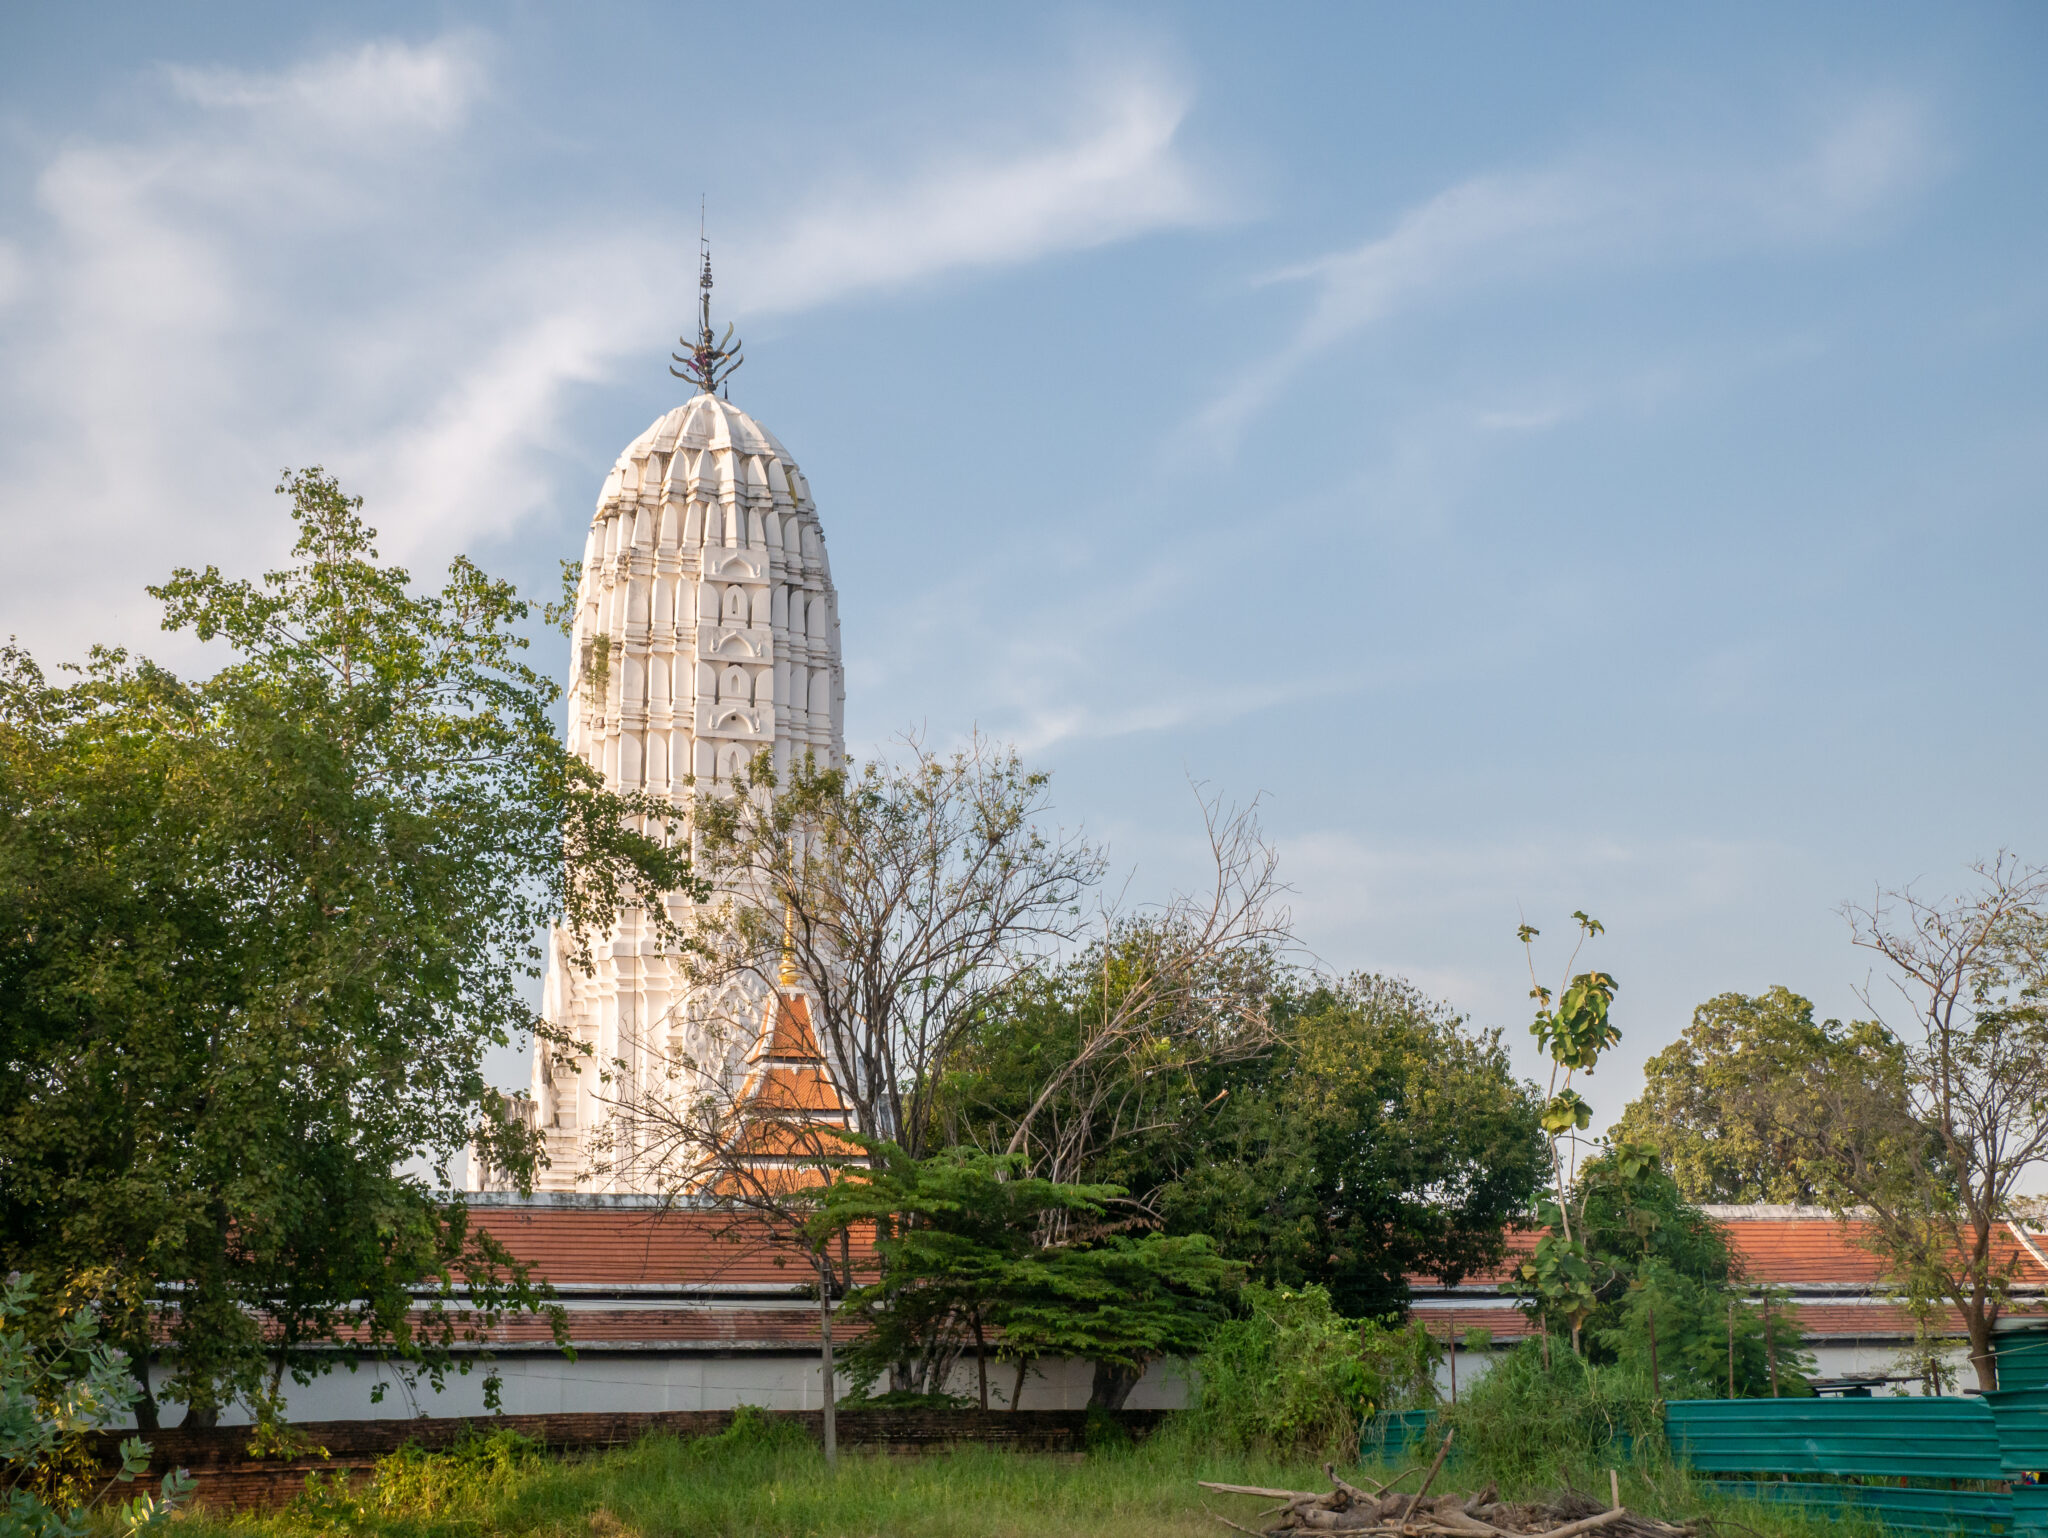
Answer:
top-left (1194, 94), bottom-right (1937, 450)
top-left (734, 64), bottom-right (1216, 315)
top-left (165, 37), bottom-right (485, 135)
top-left (0, 35), bottom-right (1217, 665)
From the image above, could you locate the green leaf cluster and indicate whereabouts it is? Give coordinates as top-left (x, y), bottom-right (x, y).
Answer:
top-left (810, 1140), bottom-right (1235, 1409)
top-left (1, 1273), bottom-right (194, 1537)
top-left (1611, 988), bottom-right (1900, 1205)
top-left (1514, 1142), bottom-right (1813, 1396)
top-left (0, 470), bottom-right (691, 1426)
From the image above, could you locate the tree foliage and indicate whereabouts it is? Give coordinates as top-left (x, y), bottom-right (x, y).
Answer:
top-left (1550, 1143), bottom-right (1812, 1397)
top-left (1611, 988), bottom-right (1896, 1205)
top-left (1, 1273), bottom-right (194, 1538)
top-left (0, 470), bottom-right (690, 1426)
top-left (1612, 857), bottom-right (2048, 1392)
top-left (808, 1140), bottom-right (1235, 1411)
top-left (952, 970), bottom-right (1544, 1321)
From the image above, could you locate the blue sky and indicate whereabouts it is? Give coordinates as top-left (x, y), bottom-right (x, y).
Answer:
top-left (3, 4), bottom-right (2045, 1127)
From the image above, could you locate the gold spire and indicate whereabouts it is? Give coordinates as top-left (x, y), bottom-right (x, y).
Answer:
top-left (778, 901), bottom-right (799, 989)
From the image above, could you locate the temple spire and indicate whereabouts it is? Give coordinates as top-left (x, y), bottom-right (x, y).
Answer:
top-left (670, 209), bottom-right (744, 396)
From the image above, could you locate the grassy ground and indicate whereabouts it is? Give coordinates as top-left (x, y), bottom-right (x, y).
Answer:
top-left (177, 1418), bottom-right (1881, 1538)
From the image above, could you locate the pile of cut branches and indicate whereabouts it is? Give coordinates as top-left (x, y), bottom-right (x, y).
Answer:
top-left (1200, 1433), bottom-right (1698, 1538)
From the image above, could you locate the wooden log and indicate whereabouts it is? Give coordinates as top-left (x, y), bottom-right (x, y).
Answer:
top-left (1325, 1462), bottom-right (1389, 1502)
top-left (1401, 1430), bottom-right (1455, 1529)
top-left (1202, 1483), bottom-right (1319, 1500)
top-left (1538, 1507), bottom-right (1629, 1538)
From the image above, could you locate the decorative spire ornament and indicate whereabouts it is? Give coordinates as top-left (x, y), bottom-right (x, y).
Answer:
top-left (670, 216), bottom-right (744, 396)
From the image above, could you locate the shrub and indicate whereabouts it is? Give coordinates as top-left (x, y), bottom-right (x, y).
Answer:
top-left (1445, 1339), bottom-right (1661, 1484)
top-left (0, 1273), bottom-right (193, 1538)
top-left (1187, 1284), bottom-right (1437, 1457)
top-left (365, 1426), bottom-right (543, 1516)
top-left (687, 1405), bottom-right (814, 1458)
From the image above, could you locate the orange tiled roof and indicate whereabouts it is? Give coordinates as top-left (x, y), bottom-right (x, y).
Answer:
top-left (470, 1205), bottom-right (875, 1287)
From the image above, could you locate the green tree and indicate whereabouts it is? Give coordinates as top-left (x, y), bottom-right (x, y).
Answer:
top-left (810, 1140), bottom-right (1235, 1411)
top-left (1145, 975), bottom-right (1546, 1319)
top-left (1610, 988), bottom-right (1893, 1204)
top-left (1559, 1142), bottom-right (1813, 1397)
top-left (996, 1232), bottom-right (1236, 1411)
top-left (0, 470), bottom-right (693, 1426)
top-left (809, 1141), bottom-right (1123, 1408)
top-left (1511, 913), bottom-right (1619, 1353)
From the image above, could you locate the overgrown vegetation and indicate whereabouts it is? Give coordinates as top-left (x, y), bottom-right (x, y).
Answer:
top-left (1445, 1340), bottom-right (1662, 1484)
top-left (177, 1418), bottom-right (1873, 1538)
top-left (1184, 1284), bottom-right (1438, 1457)
top-left (808, 1139), bottom-right (1236, 1410)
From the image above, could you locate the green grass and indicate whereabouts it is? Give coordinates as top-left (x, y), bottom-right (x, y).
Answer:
top-left (177, 1417), bottom-right (1886, 1538)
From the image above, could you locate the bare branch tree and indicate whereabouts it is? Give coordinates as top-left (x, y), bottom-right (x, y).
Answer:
top-left (1825, 852), bottom-right (2048, 1391)
top-left (673, 731), bottom-right (1108, 1157)
top-left (987, 786), bottom-right (1288, 1195)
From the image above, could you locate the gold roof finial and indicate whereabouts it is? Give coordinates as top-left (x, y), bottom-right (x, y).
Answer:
top-left (670, 199), bottom-right (744, 396)
top-left (778, 901), bottom-right (799, 990)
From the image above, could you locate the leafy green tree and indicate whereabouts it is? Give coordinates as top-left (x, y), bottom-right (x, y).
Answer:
top-left (1568, 1142), bottom-right (1810, 1395)
top-left (0, 470), bottom-right (692, 1426)
top-left (809, 1141), bottom-right (1122, 1407)
top-left (1610, 988), bottom-right (1893, 1204)
top-left (995, 1232), bottom-right (1235, 1411)
top-left (809, 1139), bottom-right (1235, 1411)
top-left (955, 971), bottom-right (1545, 1321)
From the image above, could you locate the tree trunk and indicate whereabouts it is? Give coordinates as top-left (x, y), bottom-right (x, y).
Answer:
top-left (1089, 1359), bottom-right (1141, 1411)
top-left (1968, 1307), bottom-right (1998, 1392)
top-left (1011, 1356), bottom-right (1030, 1411)
top-left (817, 1254), bottom-right (837, 1467)
top-left (971, 1311), bottom-right (989, 1411)
top-left (130, 1355), bottom-right (160, 1433)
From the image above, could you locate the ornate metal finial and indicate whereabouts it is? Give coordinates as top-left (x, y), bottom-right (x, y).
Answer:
top-left (671, 206), bottom-right (744, 396)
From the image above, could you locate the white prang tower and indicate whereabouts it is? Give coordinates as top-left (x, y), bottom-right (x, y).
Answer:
top-left (524, 246), bottom-right (845, 1192)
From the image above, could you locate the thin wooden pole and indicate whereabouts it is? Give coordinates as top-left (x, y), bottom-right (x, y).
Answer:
top-left (1727, 1301), bottom-right (1736, 1398)
top-left (1647, 1301), bottom-right (1660, 1405)
top-left (1448, 1327), bottom-right (1457, 1405)
top-left (1765, 1293), bottom-right (1779, 1398)
top-left (818, 1251), bottom-right (837, 1467)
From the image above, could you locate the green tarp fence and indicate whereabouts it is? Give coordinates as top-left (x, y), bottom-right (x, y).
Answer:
top-left (1665, 1388), bottom-right (2048, 1537)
